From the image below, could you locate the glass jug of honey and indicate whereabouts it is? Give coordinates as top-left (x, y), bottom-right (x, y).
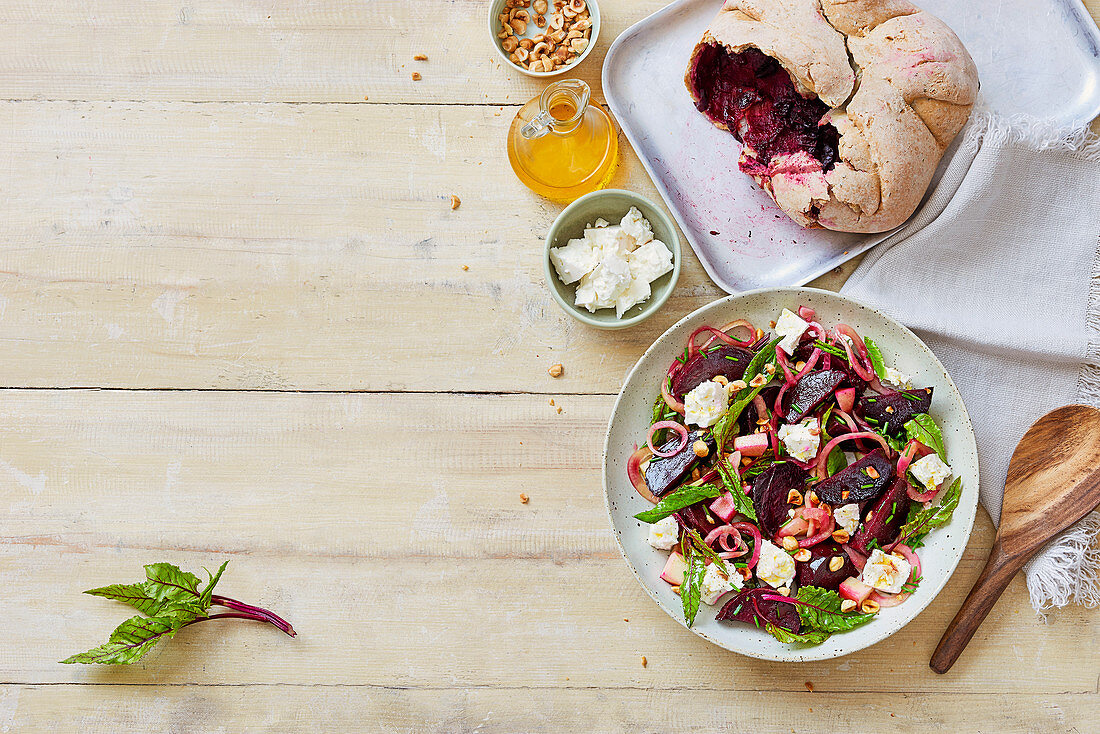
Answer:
top-left (507, 79), bottom-right (618, 202)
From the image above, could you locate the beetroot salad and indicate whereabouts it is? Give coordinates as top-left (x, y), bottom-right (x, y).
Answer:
top-left (628, 306), bottom-right (962, 645)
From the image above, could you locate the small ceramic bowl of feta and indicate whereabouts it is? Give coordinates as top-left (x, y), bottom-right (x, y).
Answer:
top-left (544, 190), bottom-right (681, 329)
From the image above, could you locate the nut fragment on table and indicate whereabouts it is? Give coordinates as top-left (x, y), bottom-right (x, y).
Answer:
top-left (548, 363), bottom-right (564, 378)
top-left (496, 0), bottom-right (592, 73)
top-left (450, 194), bottom-right (461, 210)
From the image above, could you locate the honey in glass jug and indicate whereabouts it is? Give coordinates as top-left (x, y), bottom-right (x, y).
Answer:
top-left (507, 79), bottom-right (618, 202)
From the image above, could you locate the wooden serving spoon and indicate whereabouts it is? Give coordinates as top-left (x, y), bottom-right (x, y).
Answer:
top-left (930, 405), bottom-right (1100, 674)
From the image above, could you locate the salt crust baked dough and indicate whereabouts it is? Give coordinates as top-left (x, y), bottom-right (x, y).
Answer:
top-left (686, 0), bottom-right (979, 233)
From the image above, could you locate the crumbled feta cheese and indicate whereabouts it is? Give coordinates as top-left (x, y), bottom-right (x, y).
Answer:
top-left (551, 210), bottom-right (668, 319)
top-left (861, 548), bottom-right (912, 594)
top-left (884, 366), bottom-right (913, 389)
top-left (549, 238), bottom-right (600, 285)
top-left (775, 308), bottom-right (810, 355)
top-left (683, 379), bottom-right (729, 428)
top-left (756, 539), bottom-right (796, 589)
top-left (627, 240), bottom-right (673, 284)
top-left (700, 562), bottom-right (744, 605)
top-left (574, 255), bottom-right (631, 312)
top-left (620, 206), bottom-right (654, 245)
top-left (909, 453), bottom-right (952, 491)
top-left (778, 417), bottom-right (820, 462)
top-left (647, 515), bottom-right (680, 550)
top-left (585, 224), bottom-right (635, 259)
top-left (615, 276), bottom-right (652, 318)
top-left (834, 503), bottom-right (861, 535)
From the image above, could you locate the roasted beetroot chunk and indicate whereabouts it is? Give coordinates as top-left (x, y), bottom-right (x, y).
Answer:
top-left (850, 477), bottom-right (912, 554)
top-left (813, 449), bottom-right (894, 505)
top-left (688, 45), bottom-right (840, 174)
top-left (739, 384), bottom-right (780, 435)
top-left (785, 369), bottom-right (848, 423)
top-left (675, 502), bottom-right (723, 538)
top-left (671, 345), bottom-right (754, 399)
top-left (717, 587), bottom-right (800, 633)
top-left (751, 461), bottom-right (809, 535)
top-left (859, 388), bottom-right (933, 435)
top-left (796, 542), bottom-right (856, 591)
top-left (644, 430), bottom-right (716, 497)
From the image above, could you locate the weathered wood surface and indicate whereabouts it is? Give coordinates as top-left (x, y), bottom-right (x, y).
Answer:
top-left (0, 0), bottom-right (1096, 730)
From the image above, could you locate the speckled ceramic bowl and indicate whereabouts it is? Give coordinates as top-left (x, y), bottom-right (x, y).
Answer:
top-left (603, 287), bottom-right (980, 661)
top-left (544, 189), bottom-right (681, 330)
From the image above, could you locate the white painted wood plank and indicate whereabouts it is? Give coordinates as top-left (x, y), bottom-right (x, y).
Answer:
top-left (0, 390), bottom-right (1091, 693)
top-left (0, 100), bottom-right (852, 392)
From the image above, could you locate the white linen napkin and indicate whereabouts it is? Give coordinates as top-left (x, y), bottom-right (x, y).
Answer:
top-left (840, 112), bottom-right (1100, 612)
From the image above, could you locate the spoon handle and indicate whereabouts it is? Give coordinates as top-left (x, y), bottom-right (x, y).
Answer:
top-left (930, 544), bottom-right (1023, 674)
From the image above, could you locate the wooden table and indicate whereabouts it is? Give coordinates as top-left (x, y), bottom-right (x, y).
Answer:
top-left (1, 2), bottom-right (1098, 731)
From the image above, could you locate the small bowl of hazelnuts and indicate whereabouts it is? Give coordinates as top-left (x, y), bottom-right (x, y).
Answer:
top-left (489, 0), bottom-right (600, 78)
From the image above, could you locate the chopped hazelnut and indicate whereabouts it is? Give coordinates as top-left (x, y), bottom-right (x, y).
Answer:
top-left (793, 549), bottom-right (811, 562)
top-left (520, 493), bottom-right (529, 504)
top-left (412, 72), bottom-right (422, 81)
top-left (828, 556), bottom-right (845, 572)
top-left (548, 363), bottom-right (564, 378)
top-left (781, 536), bottom-right (799, 552)
top-left (692, 440), bottom-right (709, 458)
top-left (450, 194), bottom-right (461, 210)
top-left (413, 54), bottom-right (428, 61)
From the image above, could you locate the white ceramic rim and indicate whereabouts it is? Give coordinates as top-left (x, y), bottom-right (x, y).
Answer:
top-left (601, 287), bottom-right (980, 661)
top-left (487, 0), bottom-right (601, 78)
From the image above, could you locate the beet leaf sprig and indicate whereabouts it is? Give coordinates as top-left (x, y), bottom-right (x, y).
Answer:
top-left (62, 561), bottom-right (295, 665)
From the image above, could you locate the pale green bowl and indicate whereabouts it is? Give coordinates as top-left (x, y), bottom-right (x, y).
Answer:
top-left (543, 190), bottom-right (681, 330)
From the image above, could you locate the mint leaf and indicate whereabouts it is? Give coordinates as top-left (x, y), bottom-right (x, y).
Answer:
top-left (896, 477), bottom-right (962, 547)
top-left (716, 457), bottom-right (757, 522)
top-left (793, 586), bottom-right (875, 632)
top-left (864, 337), bottom-right (888, 380)
top-left (904, 413), bottom-right (947, 462)
top-left (766, 623), bottom-right (832, 645)
top-left (681, 546), bottom-right (706, 628)
top-left (634, 484), bottom-right (723, 523)
top-left (61, 615), bottom-right (178, 665)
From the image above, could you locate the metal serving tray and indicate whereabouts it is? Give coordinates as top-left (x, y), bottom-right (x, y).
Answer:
top-left (602, 0), bottom-right (1100, 293)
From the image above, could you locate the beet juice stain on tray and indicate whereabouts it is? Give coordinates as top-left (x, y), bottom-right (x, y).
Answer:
top-left (602, 0), bottom-right (1100, 293)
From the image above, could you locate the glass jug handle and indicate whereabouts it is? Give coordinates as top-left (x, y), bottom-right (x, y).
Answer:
top-left (520, 111), bottom-right (555, 140)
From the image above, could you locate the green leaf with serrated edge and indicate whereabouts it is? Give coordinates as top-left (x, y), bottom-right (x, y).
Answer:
top-left (84, 583), bottom-right (170, 616)
top-left (904, 413), bottom-right (947, 462)
top-left (61, 615), bottom-right (179, 665)
top-left (792, 586), bottom-right (875, 633)
top-left (864, 337), bottom-right (888, 380)
top-left (826, 447), bottom-right (849, 477)
top-left (199, 561), bottom-right (229, 608)
top-left (634, 484), bottom-right (723, 524)
top-left (681, 546), bottom-right (706, 628)
top-left (683, 528), bottom-right (728, 576)
top-left (895, 477), bottom-right (962, 547)
top-left (744, 337), bottom-right (780, 382)
top-left (716, 457), bottom-right (757, 522)
top-left (712, 385), bottom-right (763, 449)
top-left (144, 563), bottom-right (203, 604)
top-left (766, 623), bottom-right (832, 645)
top-left (83, 582), bottom-right (205, 623)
